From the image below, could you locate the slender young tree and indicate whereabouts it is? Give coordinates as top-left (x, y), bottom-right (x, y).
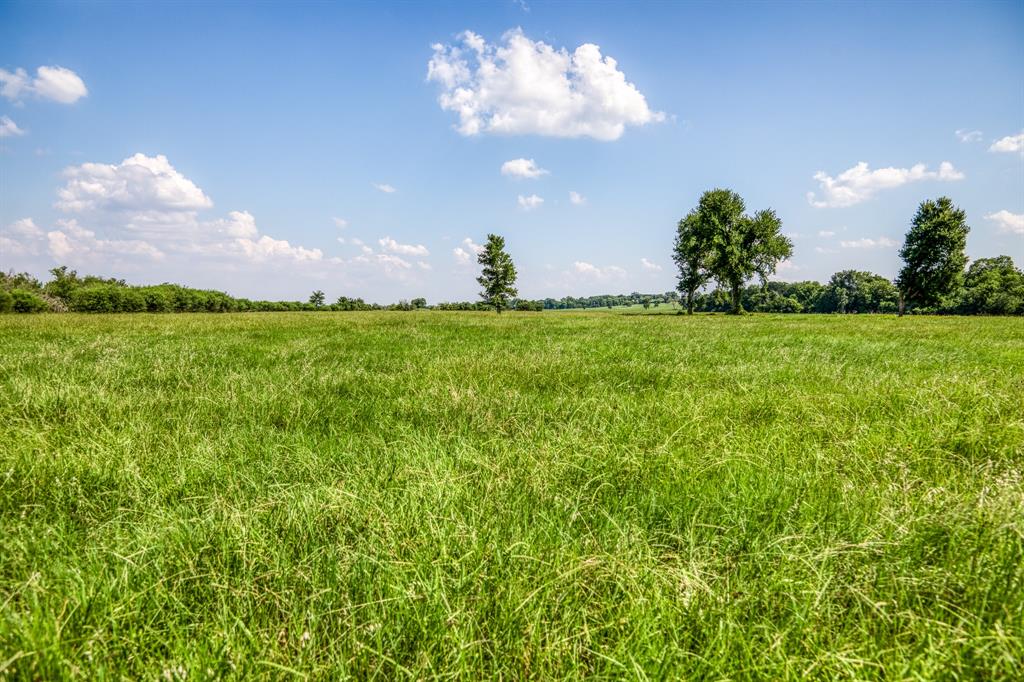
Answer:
top-left (686, 189), bottom-right (793, 314)
top-left (476, 233), bottom-right (518, 313)
top-left (896, 197), bottom-right (970, 316)
top-left (673, 212), bottom-right (710, 314)
top-left (309, 290), bottom-right (325, 307)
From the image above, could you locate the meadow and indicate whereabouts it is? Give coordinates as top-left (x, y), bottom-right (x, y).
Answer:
top-left (1, 312), bottom-right (1022, 679)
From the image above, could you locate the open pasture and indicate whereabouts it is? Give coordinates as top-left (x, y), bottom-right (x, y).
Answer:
top-left (1, 312), bottom-right (1022, 679)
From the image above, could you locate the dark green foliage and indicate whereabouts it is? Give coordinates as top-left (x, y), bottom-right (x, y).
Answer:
top-left (950, 256), bottom-right (1024, 315)
top-left (816, 270), bottom-right (899, 314)
top-left (542, 292), bottom-right (677, 309)
top-left (434, 300), bottom-right (491, 311)
top-left (683, 189), bottom-right (794, 314)
top-left (0, 289), bottom-right (14, 313)
top-left (514, 299), bottom-right (544, 311)
top-left (68, 284), bottom-right (146, 313)
top-left (0, 270), bottom-right (43, 293)
top-left (897, 197), bottom-right (970, 312)
top-left (10, 289), bottom-right (48, 313)
top-left (476, 233), bottom-right (518, 313)
top-left (42, 266), bottom-right (126, 305)
top-left (411, 297), bottom-right (427, 309)
top-left (334, 296), bottom-right (375, 311)
top-left (673, 212), bottom-right (710, 314)
top-left (309, 290), bottom-right (326, 307)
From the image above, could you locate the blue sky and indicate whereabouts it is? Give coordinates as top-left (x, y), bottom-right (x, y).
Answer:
top-left (1, 0), bottom-right (1021, 302)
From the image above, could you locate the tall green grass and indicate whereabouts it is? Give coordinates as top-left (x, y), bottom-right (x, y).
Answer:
top-left (1, 312), bottom-right (1022, 679)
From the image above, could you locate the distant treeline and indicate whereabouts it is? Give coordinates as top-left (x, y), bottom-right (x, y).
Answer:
top-left (0, 268), bottom-right (391, 314)
top-left (2, 259), bottom-right (1022, 315)
top-left (539, 260), bottom-right (1022, 315)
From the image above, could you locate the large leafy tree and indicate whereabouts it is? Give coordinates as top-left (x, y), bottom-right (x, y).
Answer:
top-left (687, 189), bottom-right (793, 314)
top-left (956, 256), bottom-right (1024, 315)
top-left (672, 212), bottom-right (710, 315)
top-left (816, 270), bottom-right (898, 314)
top-left (477, 233), bottom-right (518, 313)
top-left (896, 197), bottom-right (969, 315)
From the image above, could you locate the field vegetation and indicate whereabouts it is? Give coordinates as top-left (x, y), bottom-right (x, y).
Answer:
top-left (2, 311), bottom-right (1022, 678)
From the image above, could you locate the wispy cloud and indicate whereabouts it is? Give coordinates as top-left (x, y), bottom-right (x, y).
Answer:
top-left (955, 129), bottom-right (982, 143)
top-left (517, 194), bottom-right (544, 210)
top-left (0, 115), bottom-right (25, 138)
top-left (640, 257), bottom-right (662, 272)
top-left (373, 183), bottom-right (397, 193)
top-left (985, 210), bottom-right (1024, 235)
top-left (839, 236), bottom-right (899, 249)
top-left (379, 236), bottom-right (429, 256)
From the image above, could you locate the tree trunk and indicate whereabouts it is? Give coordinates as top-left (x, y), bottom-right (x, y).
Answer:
top-left (730, 284), bottom-right (742, 315)
top-left (686, 290), bottom-right (694, 315)
top-left (898, 292), bottom-right (905, 317)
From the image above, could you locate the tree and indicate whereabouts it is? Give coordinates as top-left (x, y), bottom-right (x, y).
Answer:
top-left (896, 197), bottom-right (969, 315)
top-left (955, 256), bottom-right (1024, 315)
top-left (816, 270), bottom-right (898, 314)
top-left (687, 189), bottom-right (793, 314)
top-left (476, 234), bottom-right (518, 313)
top-left (673, 212), bottom-right (710, 314)
top-left (309, 290), bottom-right (326, 307)
top-left (411, 297), bottom-right (427, 309)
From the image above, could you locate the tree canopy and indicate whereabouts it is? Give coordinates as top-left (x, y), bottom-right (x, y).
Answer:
top-left (677, 189), bottom-right (793, 314)
top-left (476, 234), bottom-right (518, 313)
top-left (896, 197), bottom-right (969, 314)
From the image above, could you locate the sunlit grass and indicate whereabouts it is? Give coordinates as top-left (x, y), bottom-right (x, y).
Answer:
top-left (1, 312), bottom-right (1022, 679)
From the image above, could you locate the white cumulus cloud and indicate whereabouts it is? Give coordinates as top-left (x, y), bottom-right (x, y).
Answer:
top-left (210, 210), bottom-right (259, 238)
top-left (379, 236), bottom-right (429, 256)
top-left (45, 218), bottom-right (164, 262)
top-left (11, 153), bottom-right (326, 267)
top-left (427, 29), bottom-right (664, 141)
top-left (985, 210), bottom-right (1024, 235)
top-left (807, 161), bottom-right (964, 208)
top-left (990, 132), bottom-right (1024, 154)
top-left (0, 115), bottom-right (25, 137)
top-left (569, 191), bottom-right (586, 205)
top-left (56, 153), bottom-right (213, 213)
top-left (517, 194), bottom-right (544, 210)
top-left (0, 65), bottom-right (88, 104)
top-left (500, 157), bottom-right (549, 178)
top-left (234, 234), bottom-right (322, 262)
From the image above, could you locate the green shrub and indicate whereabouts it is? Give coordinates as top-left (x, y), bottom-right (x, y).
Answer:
top-left (140, 287), bottom-right (173, 312)
top-left (68, 284), bottom-right (146, 313)
top-left (11, 289), bottom-right (48, 313)
top-left (0, 289), bottom-right (13, 313)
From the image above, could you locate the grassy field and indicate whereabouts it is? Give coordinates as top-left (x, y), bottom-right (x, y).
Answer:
top-left (1, 312), bottom-right (1022, 679)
